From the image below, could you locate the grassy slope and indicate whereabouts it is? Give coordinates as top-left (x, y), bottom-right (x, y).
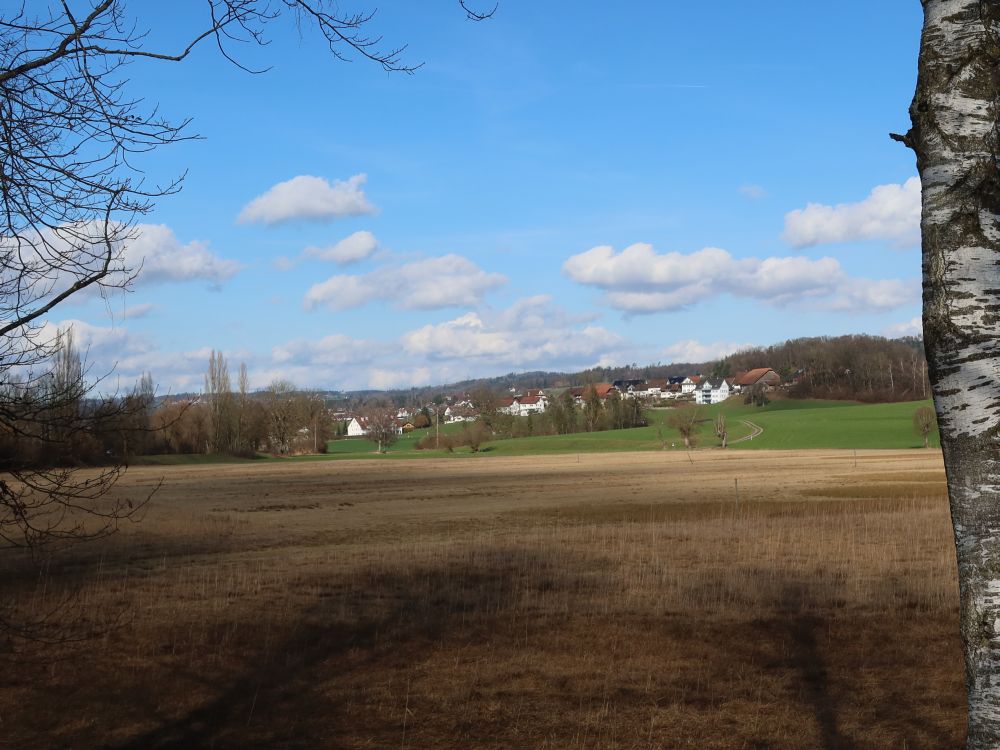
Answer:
top-left (713, 398), bottom-right (941, 450)
top-left (137, 399), bottom-right (941, 463)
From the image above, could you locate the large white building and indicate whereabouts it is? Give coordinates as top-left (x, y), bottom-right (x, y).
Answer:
top-left (696, 378), bottom-right (732, 405)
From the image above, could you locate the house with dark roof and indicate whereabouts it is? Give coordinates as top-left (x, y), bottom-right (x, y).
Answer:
top-left (696, 378), bottom-right (732, 405)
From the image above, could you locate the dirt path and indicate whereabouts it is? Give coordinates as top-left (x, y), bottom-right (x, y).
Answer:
top-left (730, 419), bottom-right (764, 444)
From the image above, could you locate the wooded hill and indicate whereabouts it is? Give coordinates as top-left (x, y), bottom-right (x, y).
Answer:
top-left (714, 335), bottom-right (928, 403)
top-left (367, 334), bottom-right (929, 406)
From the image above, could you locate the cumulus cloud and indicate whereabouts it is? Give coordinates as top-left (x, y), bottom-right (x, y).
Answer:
top-left (662, 340), bottom-right (753, 364)
top-left (272, 333), bottom-right (386, 367)
top-left (562, 242), bottom-right (916, 314)
top-left (782, 177), bottom-right (920, 248)
top-left (304, 254), bottom-right (506, 311)
top-left (125, 224), bottom-right (241, 285)
top-left (237, 174), bottom-right (376, 225)
top-left (304, 230), bottom-right (379, 265)
top-left (0, 223), bottom-right (240, 311)
top-left (885, 316), bottom-right (923, 338)
top-left (401, 295), bottom-right (628, 371)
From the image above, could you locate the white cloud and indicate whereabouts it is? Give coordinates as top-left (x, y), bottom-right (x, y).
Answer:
top-left (237, 174), bottom-right (376, 225)
top-left (123, 303), bottom-right (156, 320)
top-left (562, 242), bottom-right (916, 314)
top-left (368, 367), bottom-right (433, 391)
top-left (828, 278), bottom-right (918, 312)
top-left (401, 296), bottom-right (628, 370)
top-left (0, 223), bottom-right (240, 316)
top-left (304, 230), bottom-right (379, 264)
top-left (885, 316), bottom-right (923, 338)
top-left (739, 184), bottom-right (767, 199)
top-left (125, 224), bottom-right (241, 285)
top-left (782, 177), bottom-right (920, 248)
top-left (663, 340), bottom-right (753, 363)
top-left (271, 333), bottom-right (385, 367)
top-left (304, 254), bottom-right (506, 311)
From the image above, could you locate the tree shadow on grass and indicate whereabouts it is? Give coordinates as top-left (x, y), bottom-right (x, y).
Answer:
top-left (26, 552), bottom-right (962, 750)
top-left (105, 548), bottom-right (570, 750)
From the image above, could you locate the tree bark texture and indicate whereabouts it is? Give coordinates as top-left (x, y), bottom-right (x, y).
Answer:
top-left (908, 2), bottom-right (1000, 745)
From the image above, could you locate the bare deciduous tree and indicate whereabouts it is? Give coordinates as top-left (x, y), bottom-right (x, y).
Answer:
top-left (0, 1), bottom-right (492, 641)
top-left (362, 404), bottom-right (399, 454)
top-left (667, 406), bottom-right (701, 450)
top-left (714, 413), bottom-right (728, 449)
top-left (896, 2), bottom-right (1000, 744)
top-left (912, 405), bottom-right (935, 449)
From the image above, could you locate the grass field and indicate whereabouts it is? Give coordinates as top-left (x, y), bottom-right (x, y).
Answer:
top-left (708, 398), bottom-right (940, 450)
top-left (0, 449), bottom-right (964, 748)
top-left (304, 398), bottom-right (940, 460)
top-left (132, 399), bottom-right (940, 465)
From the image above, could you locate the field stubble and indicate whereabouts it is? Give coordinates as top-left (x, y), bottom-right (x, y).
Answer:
top-left (1, 450), bottom-right (964, 748)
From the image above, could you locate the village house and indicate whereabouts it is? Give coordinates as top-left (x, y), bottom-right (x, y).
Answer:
top-left (734, 368), bottom-right (781, 390)
top-left (346, 416), bottom-right (404, 437)
top-left (681, 376), bottom-right (702, 395)
top-left (696, 378), bottom-right (732, 405)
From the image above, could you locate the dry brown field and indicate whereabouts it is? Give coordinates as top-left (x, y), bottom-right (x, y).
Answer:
top-left (1, 449), bottom-right (964, 749)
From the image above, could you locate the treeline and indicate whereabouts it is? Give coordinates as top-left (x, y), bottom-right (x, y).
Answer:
top-left (367, 363), bottom-right (705, 410)
top-left (150, 351), bottom-right (333, 457)
top-left (0, 337), bottom-right (334, 468)
top-left (474, 387), bottom-right (647, 438)
top-left (716, 335), bottom-right (929, 403)
top-left (0, 330), bottom-right (158, 468)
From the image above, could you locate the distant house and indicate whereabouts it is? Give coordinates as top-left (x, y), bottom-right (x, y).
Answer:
top-left (646, 379), bottom-right (669, 397)
top-left (448, 405), bottom-right (478, 422)
top-left (346, 416), bottom-right (404, 436)
top-left (612, 378), bottom-right (645, 392)
top-left (570, 384), bottom-right (616, 404)
top-left (681, 376), bottom-right (701, 395)
top-left (514, 395), bottom-right (547, 415)
top-left (734, 368), bottom-right (781, 389)
top-left (696, 378), bottom-right (732, 405)
top-left (499, 394), bottom-right (548, 416)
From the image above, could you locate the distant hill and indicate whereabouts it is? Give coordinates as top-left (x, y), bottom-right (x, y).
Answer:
top-left (714, 334), bottom-right (928, 403)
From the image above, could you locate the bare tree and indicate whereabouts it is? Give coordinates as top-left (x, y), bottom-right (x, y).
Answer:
top-left (896, 3), bottom-right (1000, 744)
top-left (912, 405), bottom-right (935, 449)
top-left (714, 413), bottom-right (728, 449)
top-left (667, 406), bottom-right (701, 449)
top-left (0, 1), bottom-right (493, 642)
top-left (362, 404), bottom-right (399, 454)
top-left (204, 350), bottom-right (233, 454)
top-left (263, 379), bottom-right (299, 455)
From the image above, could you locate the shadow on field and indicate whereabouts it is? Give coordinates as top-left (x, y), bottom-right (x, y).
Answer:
top-left (91, 551), bottom-right (963, 749)
top-left (107, 548), bottom-right (566, 750)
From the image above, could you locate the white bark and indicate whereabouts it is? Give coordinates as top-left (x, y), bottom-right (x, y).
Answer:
top-left (909, 2), bottom-right (1000, 745)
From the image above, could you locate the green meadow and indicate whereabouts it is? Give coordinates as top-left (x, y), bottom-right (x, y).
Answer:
top-left (310, 398), bottom-right (939, 459)
top-left (136, 398), bottom-right (940, 464)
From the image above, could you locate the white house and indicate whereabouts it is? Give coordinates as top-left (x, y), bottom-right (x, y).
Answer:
top-left (346, 416), bottom-right (403, 436)
top-left (513, 395), bottom-right (547, 415)
top-left (696, 378), bottom-right (732, 405)
top-left (681, 376), bottom-right (701, 395)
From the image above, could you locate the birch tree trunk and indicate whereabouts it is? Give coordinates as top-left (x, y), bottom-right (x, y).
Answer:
top-left (902, 2), bottom-right (1000, 745)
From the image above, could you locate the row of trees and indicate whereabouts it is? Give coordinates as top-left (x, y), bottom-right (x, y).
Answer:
top-left (150, 352), bottom-right (334, 457)
top-left (472, 386), bottom-right (647, 439)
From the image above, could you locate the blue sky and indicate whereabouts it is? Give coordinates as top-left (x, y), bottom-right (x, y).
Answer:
top-left (52, 2), bottom-right (925, 392)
